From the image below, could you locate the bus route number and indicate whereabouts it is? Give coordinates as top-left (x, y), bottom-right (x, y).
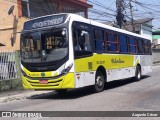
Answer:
top-left (97, 61), bottom-right (105, 64)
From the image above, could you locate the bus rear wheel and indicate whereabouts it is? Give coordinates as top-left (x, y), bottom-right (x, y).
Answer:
top-left (55, 89), bottom-right (67, 94)
top-left (94, 71), bottom-right (105, 93)
top-left (135, 66), bottom-right (141, 81)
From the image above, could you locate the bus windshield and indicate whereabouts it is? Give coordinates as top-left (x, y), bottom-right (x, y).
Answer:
top-left (21, 28), bottom-right (68, 63)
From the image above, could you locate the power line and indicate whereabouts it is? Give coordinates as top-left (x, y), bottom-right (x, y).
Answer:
top-left (88, 17), bottom-right (114, 22)
top-left (131, 0), bottom-right (160, 29)
top-left (91, 0), bottom-right (160, 30)
top-left (89, 8), bottom-right (116, 16)
top-left (88, 0), bottom-right (116, 13)
top-left (116, 0), bottom-right (126, 28)
top-left (89, 0), bottom-right (138, 29)
top-left (88, 0), bottom-right (118, 23)
top-left (129, 0), bottom-right (135, 32)
top-left (94, 0), bottom-right (116, 19)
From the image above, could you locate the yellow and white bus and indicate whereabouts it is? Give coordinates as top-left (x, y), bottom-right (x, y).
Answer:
top-left (21, 13), bottom-right (152, 93)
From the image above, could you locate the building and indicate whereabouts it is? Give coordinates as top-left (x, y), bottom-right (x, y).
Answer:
top-left (0, 0), bottom-right (92, 51)
top-left (104, 18), bottom-right (153, 41)
top-left (152, 30), bottom-right (160, 48)
top-left (122, 18), bottom-right (153, 41)
top-left (20, 0), bottom-right (92, 18)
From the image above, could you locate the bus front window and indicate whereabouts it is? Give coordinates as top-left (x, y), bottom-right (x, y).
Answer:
top-left (21, 28), bottom-right (68, 63)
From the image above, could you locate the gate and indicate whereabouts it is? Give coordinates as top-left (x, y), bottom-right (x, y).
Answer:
top-left (0, 50), bottom-right (20, 80)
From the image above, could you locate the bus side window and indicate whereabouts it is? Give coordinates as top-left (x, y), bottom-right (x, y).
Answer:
top-left (94, 29), bottom-right (104, 52)
top-left (144, 40), bottom-right (148, 54)
top-left (137, 39), bottom-right (144, 54)
top-left (107, 32), bottom-right (118, 52)
top-left (79, 30), bottom-right (91, 51)
top-left (129, 37), bottom-right (136, 54)
top-left (83, 31), bottom-right (91, 51)
top-left (141, 39), bottom-right (145, 54)
top-left (73, 30), bottom-right (80, 51)
top-left (73, 28), bottom-right (91, 51)
top-left (119, 34), bottom-right (128, 53)
top-left (147, 40), bottom-right (152, 55)
top-left (105, 32), bottom-right (108, 52)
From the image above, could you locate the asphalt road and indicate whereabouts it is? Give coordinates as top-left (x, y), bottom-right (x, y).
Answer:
top-left (1, 65), bottom-right (160, 120)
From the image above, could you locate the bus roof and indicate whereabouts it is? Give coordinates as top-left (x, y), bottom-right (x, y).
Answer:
top-left (68, 14), bottom-right (150, 40)
top-left (23, 13), bottom-right (150, 40)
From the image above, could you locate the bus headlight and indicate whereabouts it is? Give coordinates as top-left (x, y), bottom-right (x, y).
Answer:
top-left (61, 63), bottom-right (73, 74)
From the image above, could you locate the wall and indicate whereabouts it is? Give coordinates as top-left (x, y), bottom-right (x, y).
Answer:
top-left (0, 0), bottom-right (28, 52)
top-left (141, 24), bottom-right (152, 41)
top-left (157, 39), bottom-right (160, 44)
top-left (152, 49), bottom-right (160, 64)
top-left (0, 0), bottom-right (18, 50)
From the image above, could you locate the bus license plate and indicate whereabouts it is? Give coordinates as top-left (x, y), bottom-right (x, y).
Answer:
top-left (39, 80), bottom-right (48, 84)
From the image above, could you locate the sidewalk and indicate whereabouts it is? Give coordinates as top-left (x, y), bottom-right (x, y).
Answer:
top-left (0, 90), bottom-right (51, 104)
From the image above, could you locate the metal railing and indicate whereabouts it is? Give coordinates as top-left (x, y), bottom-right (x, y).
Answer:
top-left (0, 50), bottom-right (20, 80)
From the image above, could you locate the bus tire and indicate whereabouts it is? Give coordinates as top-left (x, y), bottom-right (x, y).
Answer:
top-left (55, 89), bottom-right (67, 94)
top-left (94, 71), bottom-right (105, 93)
top-left (135, 65), bottom-right (141, 81)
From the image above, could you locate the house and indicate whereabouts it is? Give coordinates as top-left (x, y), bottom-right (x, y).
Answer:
top-left (104, 18), bottom-right (153, 41)
top-left (152, 30), bottom-right (160, 48)
top-left (121, 18), bottom-right (153, 41)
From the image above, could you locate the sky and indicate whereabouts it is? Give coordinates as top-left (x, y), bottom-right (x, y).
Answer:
top-left (88, 0), bottom-right (160, 31)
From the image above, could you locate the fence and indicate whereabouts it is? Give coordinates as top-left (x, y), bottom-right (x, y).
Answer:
top-left (0, 50), bottom-right (20, 81)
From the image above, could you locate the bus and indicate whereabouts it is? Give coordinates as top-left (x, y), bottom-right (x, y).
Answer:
top-left (20, 13), bottom-right (152, 93)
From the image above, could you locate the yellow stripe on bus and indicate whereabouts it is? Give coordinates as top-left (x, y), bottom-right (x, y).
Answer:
top-left (22, 67), bottom-right (58, 78)
top-left (74, 54), bottom-right (135, 72)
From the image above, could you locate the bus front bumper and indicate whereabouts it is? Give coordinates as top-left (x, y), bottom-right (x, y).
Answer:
top-left (22, 73), bottom-right (75, 90)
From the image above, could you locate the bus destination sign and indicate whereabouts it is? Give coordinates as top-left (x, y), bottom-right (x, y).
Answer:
top-left (32, 17), bottom-right (64, 28)
top-left (23, 14), bottom-right (67, 30)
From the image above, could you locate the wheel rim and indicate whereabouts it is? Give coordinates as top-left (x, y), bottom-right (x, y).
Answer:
top-left (137, 70), bottom-right (141, 79)
top-left (96, 76), bottom-right (103, 88)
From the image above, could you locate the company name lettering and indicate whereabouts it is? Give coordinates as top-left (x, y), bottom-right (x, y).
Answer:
top-left (111, 58), bottom-right (125, 63)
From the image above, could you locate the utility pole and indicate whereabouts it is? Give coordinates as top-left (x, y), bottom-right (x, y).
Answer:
top-left (116, 0), bottom-right (125, 28)
top-left (129, 0), bottom-right (135, 32)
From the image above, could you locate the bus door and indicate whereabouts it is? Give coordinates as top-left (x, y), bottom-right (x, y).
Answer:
top-left (72, 22), bottom-right (93, 87)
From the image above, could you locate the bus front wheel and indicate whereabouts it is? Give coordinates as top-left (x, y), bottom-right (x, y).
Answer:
top-left (94, 71), bottom-right (105, 93)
